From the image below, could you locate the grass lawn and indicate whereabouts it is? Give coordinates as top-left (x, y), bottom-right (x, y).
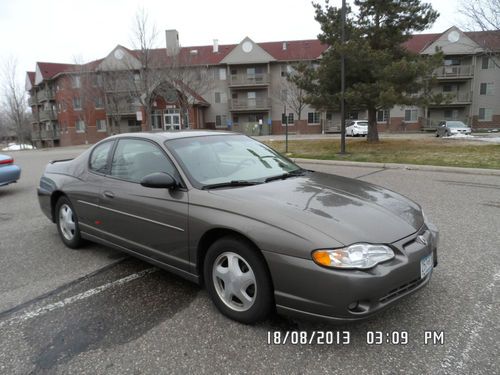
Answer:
top-left (263, 138), bottom-right (500, 169)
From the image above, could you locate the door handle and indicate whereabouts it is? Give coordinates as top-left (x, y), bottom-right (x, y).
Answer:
top-left (103, 191), bottom-right (115, 199)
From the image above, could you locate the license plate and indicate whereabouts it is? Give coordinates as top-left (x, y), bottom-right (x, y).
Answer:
top-left (420, 253), bottom-right (433, 279)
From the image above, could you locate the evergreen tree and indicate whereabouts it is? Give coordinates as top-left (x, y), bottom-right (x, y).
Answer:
top-left (297, 0), bottom-right (443, 142)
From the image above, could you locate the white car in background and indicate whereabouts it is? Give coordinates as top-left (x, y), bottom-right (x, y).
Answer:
top-left (346, 120), bottom-right (368, 137)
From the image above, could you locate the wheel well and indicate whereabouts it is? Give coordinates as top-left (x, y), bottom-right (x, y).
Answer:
top-left (196, 228), bottom-right (267, 286)
top-left (50, 191), bottom-right (66, 223)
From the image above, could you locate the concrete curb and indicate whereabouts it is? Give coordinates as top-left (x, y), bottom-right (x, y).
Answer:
top-left (293, 158), bottom-right (500, 176)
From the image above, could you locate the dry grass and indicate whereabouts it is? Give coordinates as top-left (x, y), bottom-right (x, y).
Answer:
top-left (264, 138), bottom-right (500, 169)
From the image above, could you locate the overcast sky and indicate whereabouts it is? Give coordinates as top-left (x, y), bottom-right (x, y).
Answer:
top-left (1, 0), bottom-right (468, 84)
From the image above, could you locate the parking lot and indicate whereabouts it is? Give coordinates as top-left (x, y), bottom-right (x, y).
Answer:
top-left (0, 146), bottom-right (499, 374)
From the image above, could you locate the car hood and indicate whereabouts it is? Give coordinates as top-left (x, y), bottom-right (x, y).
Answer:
top-left (210, 172), bottom-right (423, 245)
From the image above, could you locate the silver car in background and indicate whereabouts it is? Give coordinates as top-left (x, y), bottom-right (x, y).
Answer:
top-left (0, 154), bottom-right (21, 186)
top-left (436, 120), bottom-right (472, 137)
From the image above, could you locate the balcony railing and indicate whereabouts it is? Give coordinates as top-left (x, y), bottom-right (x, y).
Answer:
top-left (106, 104), bottom-right (138, 115)
top-left (229, 97), bottom-right (271, 111)
top-left (39, 109), bottom-right (57, 122)
top-left (28, 96), bottom-right (37, 106)
top-left (434, 65), bottom-right (473, 79)
top-left (229, 73), bottom-right (269, 86)
top-left (37, 89), bottom-right (55, 102)
top-left (31, 128), bottom-right (61, 141)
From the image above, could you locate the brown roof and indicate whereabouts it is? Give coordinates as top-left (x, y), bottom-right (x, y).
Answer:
top-left (36, 62), bottom-right (78, 80)
top-left (259, 39), bottom-right (327, 61)
top-left (403, 33), bottom-right (441, 53)
top-left (466, 30), bottom-right (500, 51)
top-left (27, 71), bottom-right (35, 85)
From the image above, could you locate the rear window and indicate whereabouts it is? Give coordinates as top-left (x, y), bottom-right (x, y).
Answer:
top-left (357, 122), bottom-right (368, 126)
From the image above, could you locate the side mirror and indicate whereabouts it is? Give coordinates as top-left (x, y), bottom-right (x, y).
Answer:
top-left (140, 172), bottom-right (178, 189)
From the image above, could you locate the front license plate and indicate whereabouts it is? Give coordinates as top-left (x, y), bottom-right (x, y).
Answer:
top-left (420, 253), bottom-right (433, 279)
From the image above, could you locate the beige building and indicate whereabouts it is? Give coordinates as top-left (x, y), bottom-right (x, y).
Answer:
top-left (26, 27), bottom-right (500, 147)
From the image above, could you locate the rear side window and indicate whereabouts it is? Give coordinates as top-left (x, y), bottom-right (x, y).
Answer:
top-left (89, 141), bottom-right (113, 173)
top-left (110, 139), bottom-right (178, 183)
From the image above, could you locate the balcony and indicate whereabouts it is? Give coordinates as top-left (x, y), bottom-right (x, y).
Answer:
top-left (229, 97), bottom-right (271, 111)
top-left (37, 89), bottom-right (55, 102)
top-left (28, 96), bottom-right (37, 106)
top-left (229, 73), bottom-right (269, 87)
top-left (106, 104), bottom-right (138, 116)
top-left (434, 65), bottom-right (473, 79)
top-left (31, 128), bottom-right (61, 141)
top-left (39, 109), bottom-right (57, 122)
top-left (429, 91), bottom-right (473, 107)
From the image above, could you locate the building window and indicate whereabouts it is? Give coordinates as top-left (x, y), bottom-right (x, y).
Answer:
top-left (442, 84), bottom-right (456, 92)
top-left (219, 68), bottom-right (226, 80)
top-left (480, 83), bottom-right (494, 95)
top-left (73, 97), bottom-right (81, 110)
top-left (72, 75), bottom-right (81, 88)
top-left (75, 120), bottom-right (85, 133)
top-left (348, 111), bottom-right (359, 120)
top-left (481, 56), bottom-right (493, 69)
top-left (478, 108), bottom-right (493, 121)
top-left (93, 74), bottom-right (103, 87)
top-left (232, 115), bottom-right (239, 124)
top-left (215, 92), bottom-right (221, 103)
top-left (444, 58), bottom-right (460, 66)
top-left (307, 112), bottom-right (320, 124)
top-left (151, 111), bottom-right (162, 130)
top-left (215, 115), bottom-right (221, 127)
top-left (288, 113), bottom-right (294, 125)
top-left (96, 119), bottom-right (107, 132)
top-left (377, 109), bottom-right (389, 122)
top-left (95, 96), bottom-right (104, 108)
top-left (444, 109), bottom-right (458, 119)
top-left (281, 64), bottom-right (293, 77)
top-left (404, 109), bottom-right (418, 122)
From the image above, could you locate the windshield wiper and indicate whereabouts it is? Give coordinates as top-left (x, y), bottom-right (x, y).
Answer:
top-left (202, 180), bottom-right (263, 190)
top-left (265, 169), bottom-right (306, 183)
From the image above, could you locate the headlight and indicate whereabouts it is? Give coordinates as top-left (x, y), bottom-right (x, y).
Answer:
top-left (312, 244), bottom-right (395, 269)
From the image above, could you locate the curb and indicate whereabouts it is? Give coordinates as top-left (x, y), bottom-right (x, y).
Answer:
top-left (293, 158), bottom-right (500, 176)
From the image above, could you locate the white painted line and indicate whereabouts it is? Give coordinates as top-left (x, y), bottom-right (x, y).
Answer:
top-left (0, 268), bottom-right (158, 329)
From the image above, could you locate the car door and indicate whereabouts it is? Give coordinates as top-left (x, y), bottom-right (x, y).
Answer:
top-left (97, 138), bottom-right (190, 272)
top-left (71, 140), bottom-right (114, 237)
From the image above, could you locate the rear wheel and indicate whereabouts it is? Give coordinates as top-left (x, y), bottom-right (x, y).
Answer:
top-left (204, 236), bottom-right (273, 324)
top-left (55, 196), bottom-right (84, 249)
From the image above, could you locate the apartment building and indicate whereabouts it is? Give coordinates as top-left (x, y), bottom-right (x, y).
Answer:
top-left (26, 27), bottom-right (500, 147)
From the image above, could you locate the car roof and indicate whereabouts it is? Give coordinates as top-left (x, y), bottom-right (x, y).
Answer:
top-left (106, 130), bottom-right (236, 142)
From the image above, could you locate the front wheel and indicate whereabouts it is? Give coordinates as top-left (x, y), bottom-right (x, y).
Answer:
top-left (55, 196), bottom-right (84, 249)
top-left (204, 236), bottom-right (273, 324)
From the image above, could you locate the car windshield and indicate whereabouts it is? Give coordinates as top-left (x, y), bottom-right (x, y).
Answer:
top-left (447, 121), bottom-right (467, 128)
top-left (165, 134), bottom-right (302, 188)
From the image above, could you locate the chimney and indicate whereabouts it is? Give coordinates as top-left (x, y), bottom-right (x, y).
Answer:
top-left (166, 29), bottom-right (180, 56)
top-left (282, 42), bottom-right (287, 51)
top-left (213, 39), bottom-right (219, 53)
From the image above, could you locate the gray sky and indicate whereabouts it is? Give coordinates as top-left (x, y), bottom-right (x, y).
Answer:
top-left (0, 0), bottom-right (467, 84)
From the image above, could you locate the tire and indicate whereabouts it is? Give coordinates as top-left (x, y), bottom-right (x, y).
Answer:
top-left (55, 196), bottom-right (84, 249)
top-left (203, 236), bottom-right (274, 324)
top-left (436, 132), bottom-right (439, 137)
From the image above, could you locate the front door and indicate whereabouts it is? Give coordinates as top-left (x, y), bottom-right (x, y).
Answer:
top-left (98, 138), bottom-right (189, 272)
top-left (164, 110), bottom-right (181, 131)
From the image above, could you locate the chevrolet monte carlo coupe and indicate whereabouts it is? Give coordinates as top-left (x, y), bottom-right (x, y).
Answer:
top-left (38, 131), bottom-right (438, 324)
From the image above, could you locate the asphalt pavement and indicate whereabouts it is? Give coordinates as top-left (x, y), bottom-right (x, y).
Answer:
top-left (0, 146), bottom-right (498, 374)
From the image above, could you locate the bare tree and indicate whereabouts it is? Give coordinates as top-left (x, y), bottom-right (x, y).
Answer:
top-left (1, 57), bottom-right (30, 147)
top-left (127, 8), bottom-right (167, 130)
top-left (460, 0), bottom-right (499, 31)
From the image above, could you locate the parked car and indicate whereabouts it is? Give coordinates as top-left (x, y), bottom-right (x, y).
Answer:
top-left (346, 120), bottom-right (368, 136)
top-left (0, 154), bottom-right (21, 186)
top-left (436, 120), bottom-right (472, 137)
top-left (37, 131), bottom-right (438, 324)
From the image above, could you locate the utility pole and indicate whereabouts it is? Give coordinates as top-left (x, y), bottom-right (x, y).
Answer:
top-left (284, 104), bottom-right (288, 153)
top-left (340, 0), bottom-right (346, 154)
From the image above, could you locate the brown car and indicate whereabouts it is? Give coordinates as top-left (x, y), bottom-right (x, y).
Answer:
top-left (38, 131), bottom-right (438, 324)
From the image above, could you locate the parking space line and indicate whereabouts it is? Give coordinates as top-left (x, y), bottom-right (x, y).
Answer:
top-left (0, 268), bottom-right (158, 329)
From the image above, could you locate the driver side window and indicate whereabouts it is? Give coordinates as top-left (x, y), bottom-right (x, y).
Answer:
top-left (110, 139), bottom-right (177, 183)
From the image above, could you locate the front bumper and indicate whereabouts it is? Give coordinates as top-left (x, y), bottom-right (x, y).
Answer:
top-left (264, 223), bottom-right (439, 323)
top-left (0, 165), bottom-right (21, 186)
